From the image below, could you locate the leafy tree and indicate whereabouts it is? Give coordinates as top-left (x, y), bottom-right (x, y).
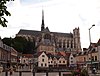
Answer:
top-left (13, 36), bottom-right (27, 53)
top-left (2, 37), bottom-right (12, 46)
top-left (2, 36), bottom-right (36, 54)
top-left (0, 0), bottom-right (14, 27)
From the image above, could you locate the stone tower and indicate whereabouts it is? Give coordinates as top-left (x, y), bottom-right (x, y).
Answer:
top-left (73, 27), bottom-right (81, 53)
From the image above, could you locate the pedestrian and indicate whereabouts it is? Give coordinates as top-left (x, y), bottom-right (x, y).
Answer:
top-left (9, 66), bottom-right (13, 76)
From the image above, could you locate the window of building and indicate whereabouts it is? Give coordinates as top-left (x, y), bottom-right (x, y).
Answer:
top-left (42, 59), bottom-right (44, 62)
top-left (63, 40), bottom-right (66, 50)
top-left (71, 61), bottom-right (73, 63)
top-left (63, 61), bottom-right (65, 63)
top-left (95, 56), bottom-right (97, 61)
top-left (92, 56), bottom-right (94, 61)
top-left (71, 40), bottom-right (73, 48)
top-left (45, 63), bottom-right (47, 66)
top-left (59, 61), bottom-right (61, 63)
top-left (42, 55), bottom-right (45, 57)
top-left (24, 60), bottom-right (25, 63)
top-left (84, 57), bottom-right (86, 61)
top-left (59, 39), bottom-right (62, 48)
top-left (41, 63), bottom-right (43, 66)
top-left (67, 40), bottom-right (69, 48)
top-left (71, 57), bottom-right (73, 59)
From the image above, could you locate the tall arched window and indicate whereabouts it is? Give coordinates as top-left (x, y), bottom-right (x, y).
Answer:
top-left (59, 39), bottom-right (62, 48)
top-left (71, 40), bottom-right (73, 48)
top-left (67, 40), bottom-right (69, 48)
top-left (63, 40), bottom-right (66, 50)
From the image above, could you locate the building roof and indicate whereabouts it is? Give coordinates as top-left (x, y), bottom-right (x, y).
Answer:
top-left (17, 29), bottom-right (73, 38)
top-left (22, 54), bottom-right (33, 58)
top-left (17, 29), bottom-right (41, 37)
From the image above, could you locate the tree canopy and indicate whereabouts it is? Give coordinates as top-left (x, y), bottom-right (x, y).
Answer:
top-left (2, 36), bottom-right (36, 54)
top-left (0, 0), bottom-right (14, 27)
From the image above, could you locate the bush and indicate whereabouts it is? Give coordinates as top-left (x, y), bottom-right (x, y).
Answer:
top-left (80, 69), bottom-right (89, 76)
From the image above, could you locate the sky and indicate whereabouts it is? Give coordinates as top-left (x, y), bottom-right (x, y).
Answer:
top-left (0, 0), bottom-right (100, 49)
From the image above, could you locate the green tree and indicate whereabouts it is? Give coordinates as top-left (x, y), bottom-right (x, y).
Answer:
top-left (80, 69), bottom-right (89, 76)
top-left (2, 36), bottom-right (36, 54)
top-left (13, 36), bottom-right (27, 53)
top-left (0, 0), bottom-right (14, 27)
top-left (2, 37), bottom-right (12, 46)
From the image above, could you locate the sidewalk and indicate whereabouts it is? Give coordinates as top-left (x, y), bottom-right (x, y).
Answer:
top-left (1, 72), bottom-right (33, 76)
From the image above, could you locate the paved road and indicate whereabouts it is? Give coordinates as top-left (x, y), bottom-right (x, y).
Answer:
top-left (1, 72), bottom-right (59, 76)
top-left (1, 72), bottom-right (72, 76)
top-left (1, 71), bottom-right (100, 76)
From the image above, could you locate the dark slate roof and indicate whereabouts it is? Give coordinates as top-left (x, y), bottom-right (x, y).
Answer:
top-left (17, 29), bottom-right (41, 37)
top-left (17, 29), bottom-right (73, 38)
top-left (51, 32), bottom-right (73, 38)
top-left (46, 53), bottom-right (54, 59)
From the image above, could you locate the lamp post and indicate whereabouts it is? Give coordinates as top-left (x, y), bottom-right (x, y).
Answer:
top-left (89, 24), bottom-right (95, 72)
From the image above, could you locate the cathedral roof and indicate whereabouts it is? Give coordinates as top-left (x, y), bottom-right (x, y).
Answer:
top-left (51, 32), bottom-right (73, 37)
top-left (17, 29), bottom-right (41, 36)
top-left (17, 29), bottom-right (73, 38)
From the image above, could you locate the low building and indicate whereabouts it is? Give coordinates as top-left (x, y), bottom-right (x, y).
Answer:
top-left (38, 52), bottom-right (49, 67)
top-left (19, 54), bottom-right (33, 69)
top-left (37, 51), bottom-right (72, 68)
top-left (0, 39), bottom-right (11, 69)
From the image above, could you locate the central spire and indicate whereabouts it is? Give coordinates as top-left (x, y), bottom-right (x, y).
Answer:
top-left (41, 9), bottom-right (45, 31)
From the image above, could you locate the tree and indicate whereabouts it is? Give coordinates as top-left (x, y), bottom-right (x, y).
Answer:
top-left (2, 36), bottom-right (36, 54)
top-left (0, 0), bottom-right (14, 27)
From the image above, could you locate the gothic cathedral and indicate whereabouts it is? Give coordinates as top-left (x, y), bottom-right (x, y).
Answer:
top-left (16, 10), bottom-right (81, 54)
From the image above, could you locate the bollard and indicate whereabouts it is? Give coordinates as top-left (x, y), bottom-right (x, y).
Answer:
top-left (19, 71), bottom-right (22, 76)
top-left (5, 71), bottom-right (8, 76)
top-left (59, 71), bottom-right (61, 76)
top-left (46, 71), bottom-right (48, 76)
top-left (33, 71), bottom-right (35, 76)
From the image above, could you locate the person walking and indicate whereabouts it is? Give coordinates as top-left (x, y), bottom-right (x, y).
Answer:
top-left (9, 66), bottom-right (14, 76)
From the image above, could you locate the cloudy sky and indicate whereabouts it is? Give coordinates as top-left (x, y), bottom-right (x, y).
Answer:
top-left (0, 0), bottom-right (100, 48)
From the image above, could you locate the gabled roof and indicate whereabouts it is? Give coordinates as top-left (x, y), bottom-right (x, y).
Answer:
top-left (97, 39), bottom-right (100, 43)
top-left (17, 29), bottom-right (41, 37)
top-left (97, 38), bottom-right (100, 46)
top-left (22, 54), bottom-right (33, 58)
top-left (51, 32), bottom-right (73, 38)
top-left (37, 51), bottom-right (45, 57)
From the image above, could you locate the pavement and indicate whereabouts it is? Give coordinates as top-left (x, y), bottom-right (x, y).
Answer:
top-left (0, 71), bottom-right (72, 76)
top-left (1, 69), bottom-right (100, 76)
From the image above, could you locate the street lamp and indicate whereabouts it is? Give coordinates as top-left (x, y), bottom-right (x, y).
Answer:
top-left (89, 24), bottom-right (95, 72)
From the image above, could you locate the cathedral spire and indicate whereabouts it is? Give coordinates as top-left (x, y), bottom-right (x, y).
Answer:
top-left (41, 9), bottom-right (45, 31)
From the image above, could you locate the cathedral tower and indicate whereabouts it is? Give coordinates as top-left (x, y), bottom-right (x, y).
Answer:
top-left (73, 27), bottom-right (81, 52)
top-left (41, 10), bottom-right (45, 31)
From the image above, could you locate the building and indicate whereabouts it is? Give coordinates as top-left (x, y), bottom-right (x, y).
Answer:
top-left (16, 10), bottom-right (81, 54)
top-left (38, 52), bottom-right (49, 67)
top-left (69, 53), bottom-right (76, 68)
top-left (75, 39), bottom-right (100, 70)
top-left (0, 38), bottom-right (18, 70)
top-left (37, 51), bottom-right (73, 68)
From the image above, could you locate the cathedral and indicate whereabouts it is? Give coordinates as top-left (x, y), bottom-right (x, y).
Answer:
top-left (16, 10), bottom-right (81, 54)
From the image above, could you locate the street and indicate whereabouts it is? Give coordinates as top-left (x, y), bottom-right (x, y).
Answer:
top-left (1, 72), bottom-right (59, 76)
